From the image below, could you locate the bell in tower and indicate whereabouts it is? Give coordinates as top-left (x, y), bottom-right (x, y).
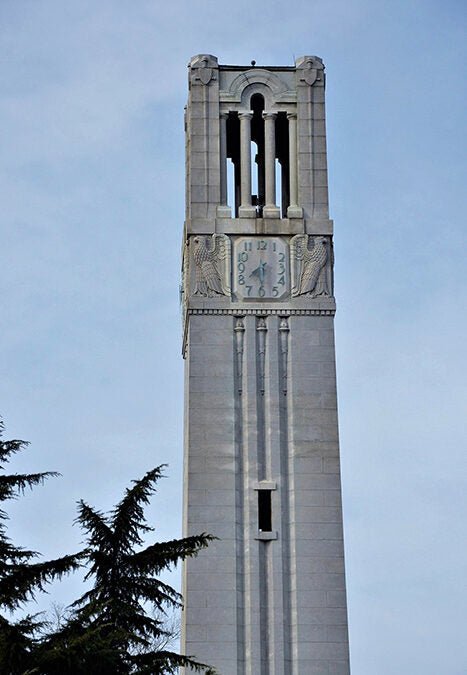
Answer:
top-left (181, 54), bottom-right (350, 674)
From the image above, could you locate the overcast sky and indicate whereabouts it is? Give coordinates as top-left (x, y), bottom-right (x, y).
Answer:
top-left (1, 1), bottom-right (466, 673)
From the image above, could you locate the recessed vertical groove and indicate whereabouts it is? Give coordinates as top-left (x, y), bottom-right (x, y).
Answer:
top-left (278, 317), bottom-right (292, 671)
top-left (256, 317), bottom-right (267, 480)
top-left (235, 317), bottom-right (245, 394)
top-left (256, 316), bottom-right (269, 675)
top-left (257, 317), bottom-right (267, 399)
top-left (234, 317), bottom-right (246, 673)
top-left (242, 315), bottom-right (259, 674)
top-left (286, 319), bottom-right (299, 672)
top-left (279, 317), bottom-right (289, 396)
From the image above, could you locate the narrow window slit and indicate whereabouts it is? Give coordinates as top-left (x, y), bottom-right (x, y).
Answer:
top-left (258, 490), bottom-right (272, 532)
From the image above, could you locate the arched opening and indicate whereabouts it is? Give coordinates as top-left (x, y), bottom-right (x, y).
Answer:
top-left (276, 112), bottom-right (290, 217)
top-left (226, 112), bottom-right (240, 216)
top-left (250, 93), bottom-right (265, 216)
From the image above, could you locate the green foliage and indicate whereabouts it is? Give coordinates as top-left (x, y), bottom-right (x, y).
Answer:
top-left (34, 466), bottom-right (215, 674)
top-left (0, 419), bottom-right (215, 674)
top-left (0, 420), bottom-right (81, 674)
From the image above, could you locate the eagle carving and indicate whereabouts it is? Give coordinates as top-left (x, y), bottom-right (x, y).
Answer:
top-left (290, 234), bottom-right (333, 298)
top-left (191, 234), bottom-right (231, 298)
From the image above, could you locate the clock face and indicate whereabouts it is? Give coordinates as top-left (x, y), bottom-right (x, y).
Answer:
top-left (232, 237), bottom-right (290, 300)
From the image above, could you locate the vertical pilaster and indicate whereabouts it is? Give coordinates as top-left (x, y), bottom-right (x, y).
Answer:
top-left (187, 54), bottom-right (220, 232)
top-left (242, 315), bottom-right (263, 674)
top-left (286, 113), bottom-right (303, 219)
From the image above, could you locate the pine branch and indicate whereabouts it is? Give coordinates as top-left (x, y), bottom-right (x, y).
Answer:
top-left (130, 648), bottom-right (216, 674)
top-left (111, 467), bottom-right (167, 549)
top-left (129, 533), bottom-right (214, 574)
top-left (0, 552), bottom-right (83, 611)
top-left (75, 501), bottom-right (113, 548)
top-left (0, 471), bottom-right (60, 504)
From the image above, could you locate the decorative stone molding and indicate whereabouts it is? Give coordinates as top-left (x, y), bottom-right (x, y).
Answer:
top-left (190, 234), bottom-right (231, 298)
top-left (295, 55), bottom-right (324, 86)
top-left (279, 317), bottom-right (289, 395)
top-left (290, 234), bottom-right (333, 298)
top-left (253, 481), bottom-right (277, 490)
top-left (187, 308), bottom-right (335, 316)
top-left (234, 317), bottom-right (245, 395)
top-left (190, 54), bottom-right (218, 85)
top-left (256, 317), bottom-right (267, 395)
top-left (255, 531), bottom-right (278, 541)
top-left (180, 242), bottom-right (189, 342)
top-left (220, 69), bottom-right (295, 104)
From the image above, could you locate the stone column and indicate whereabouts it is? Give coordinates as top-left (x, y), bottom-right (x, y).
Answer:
top-left (287, 112), bottom-right (303, 218)
top-left (217, 112), bottom-right (231, 217)
top-left (238, 111), bottom-right (256, 218)
top-left (262, 112), bottom-right (280, 219)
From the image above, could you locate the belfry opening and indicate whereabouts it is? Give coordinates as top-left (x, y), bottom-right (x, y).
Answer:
top-left (224, 92), bottom-right (294, 219)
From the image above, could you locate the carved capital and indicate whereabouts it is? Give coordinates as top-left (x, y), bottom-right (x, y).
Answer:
top-left (262, 111), bottom-right (277, 121)
top-left (238, 111), bottom-right (254, 120)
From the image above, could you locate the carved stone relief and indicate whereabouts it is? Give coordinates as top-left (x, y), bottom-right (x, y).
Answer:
top-left (190, 54), bottom-right (218, 86)
top-left (190, 234), bottom-right (231, 298)
top-left (180, 242), bottom-right (189, 314)
top-left (234, 317), bottom-right (245, 394)
top-left (256, 317), bottom-right (267, 395)
top-left (279, 317), bottom-right (289, 395)
top-left (290, 234), bottom-right (333, 298)
top-left (296, 56), bottom-right (324, 86)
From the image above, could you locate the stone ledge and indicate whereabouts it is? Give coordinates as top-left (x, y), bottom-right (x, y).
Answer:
top-left (187, 308), bottom-right (335, 316)
top-left (255, 531), bottom-right (278, 541)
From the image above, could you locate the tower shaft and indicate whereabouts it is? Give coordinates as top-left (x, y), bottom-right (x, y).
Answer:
top-left (181, 55), bottom-right (350, 674)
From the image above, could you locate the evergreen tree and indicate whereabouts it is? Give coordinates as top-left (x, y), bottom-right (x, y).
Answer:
top-left (0, 420), bottom-right (81, 674)
top-left (37, 466), bottom-right (214, 674)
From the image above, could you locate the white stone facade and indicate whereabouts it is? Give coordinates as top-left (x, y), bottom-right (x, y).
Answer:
top-left (181, 55), bottom-right (350, 674)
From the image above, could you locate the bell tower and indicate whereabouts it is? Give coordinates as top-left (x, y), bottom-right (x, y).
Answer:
top-left (181, 55), bottom-right (350, 674)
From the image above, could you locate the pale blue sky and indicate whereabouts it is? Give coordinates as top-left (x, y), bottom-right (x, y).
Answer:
top-left (1, 1), bottom-right (466, 673)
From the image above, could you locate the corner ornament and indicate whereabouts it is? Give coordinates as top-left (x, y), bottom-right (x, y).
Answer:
top-left (190, 55), bottom-right (218, 86)
top-left (191, 234), bottom-right (231, 298)
top-left (296, 56), bottom-right (324, 87)
top-left (290, 234), bottom-right (333, 298)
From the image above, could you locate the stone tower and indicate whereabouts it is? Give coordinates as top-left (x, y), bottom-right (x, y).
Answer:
top-left (181, 55), bottom-right (350, 674)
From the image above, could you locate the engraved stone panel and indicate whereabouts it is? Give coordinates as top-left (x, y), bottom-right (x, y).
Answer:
top-left (290, 234), bottom-right (333, 298)
top-left (189, 234), bottom-right (231, 298)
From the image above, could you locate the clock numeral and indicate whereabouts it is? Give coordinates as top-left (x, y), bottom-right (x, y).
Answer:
top-left (272, 286), bottom-right (279, 297)
top-left (279, 262), bottom-right (285, 272)
top-left (258, 286), bottom-right (266, 297)
top-left (278, 275), bottom-right (285, 286)
top-left (239, 274), bottom-right (245, 285)
top-left (278, 252), bottom-right (285, 262)
top-left (273, 242), bottom-right (277, 251)
top-left (238, 252), bottom-right (249, 262)
top-left (257, 240), bottom-right (267, 251)
top-left (244, 242), bottom-right (252, 252)
top-left (246, 285), bottom-right (252, 296)
top-left (238, 262), bottom-right (245, 273)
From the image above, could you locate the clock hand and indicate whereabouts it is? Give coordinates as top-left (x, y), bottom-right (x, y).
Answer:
top-left (249, 261), bottom-right (267, 284)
